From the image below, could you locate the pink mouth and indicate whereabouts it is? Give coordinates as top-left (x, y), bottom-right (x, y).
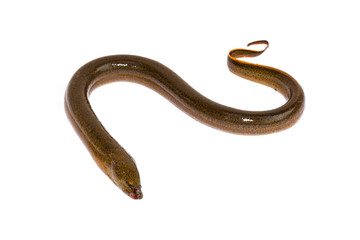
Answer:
top-left (128, 186), bottom-right (143, 200)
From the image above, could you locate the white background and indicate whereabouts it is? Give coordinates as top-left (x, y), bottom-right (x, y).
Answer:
top-left (1, 1), bottom-right (359, 239)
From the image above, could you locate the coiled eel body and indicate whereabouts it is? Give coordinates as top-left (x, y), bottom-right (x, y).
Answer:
top-left (65, 41), bottom-right (305, 199)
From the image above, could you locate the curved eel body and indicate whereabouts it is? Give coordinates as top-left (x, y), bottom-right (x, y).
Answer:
top-left (64, 41), bottom-right (304, 199)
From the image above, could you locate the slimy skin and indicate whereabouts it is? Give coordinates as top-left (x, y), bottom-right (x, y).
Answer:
top-left (64, 41), bottom-right (304, 199)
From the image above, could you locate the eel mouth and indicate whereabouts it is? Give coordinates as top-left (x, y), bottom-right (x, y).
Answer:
top-left (128, 185), bottom-right (143, 200)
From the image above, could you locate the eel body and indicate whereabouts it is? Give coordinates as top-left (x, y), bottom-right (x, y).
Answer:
top-left (64, 41), bottom-right (305, 199)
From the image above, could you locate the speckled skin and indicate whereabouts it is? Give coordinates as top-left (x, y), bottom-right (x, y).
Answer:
top-left (64, 41), bottom-right (305, 199)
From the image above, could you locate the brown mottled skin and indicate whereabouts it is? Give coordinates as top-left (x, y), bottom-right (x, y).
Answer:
top-left (64, 41), bottom-right (305, 199)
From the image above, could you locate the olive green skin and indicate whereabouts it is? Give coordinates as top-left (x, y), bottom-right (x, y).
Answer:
top-left (64, 41), bottom-right (304, 199)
